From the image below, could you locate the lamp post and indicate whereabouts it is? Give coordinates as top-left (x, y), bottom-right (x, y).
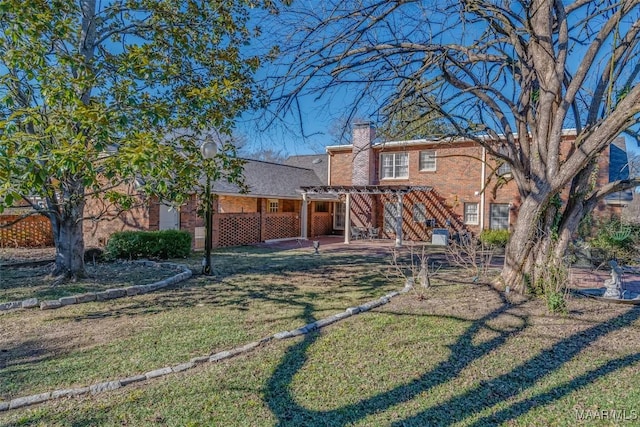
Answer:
top-left (200, 138), bottom-right (217, 275)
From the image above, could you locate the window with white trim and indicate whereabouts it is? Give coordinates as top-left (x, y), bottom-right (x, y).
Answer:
top-left (384, 203), bottom-right (398, 233)
top-left (464, 203), bottom-right (479, 225)
top-left (490, 203), bottom-right (510, 230)
top-left (496, 147), bottom-right (512, 176)
top-left (268, 199), bottom-right (279, 213)
top-left (380, 152), bottom-right (409, 179)
top-left (419, 150), bottom-right (437, 171)
top-left (413, 203), bottom-right (427, 223)
top-left (497, 161), bottom-right (511, 176)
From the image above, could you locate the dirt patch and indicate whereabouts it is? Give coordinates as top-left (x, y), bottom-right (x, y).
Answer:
top-left (0, 247), bottom-right (56, 265)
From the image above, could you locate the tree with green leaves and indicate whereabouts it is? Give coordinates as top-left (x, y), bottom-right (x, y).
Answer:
top-left (0, 0), bottom-right (273, 279)
top-left (266, 0), bottom-right (640, 293)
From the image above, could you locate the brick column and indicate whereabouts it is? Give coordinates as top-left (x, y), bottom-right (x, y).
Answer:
top-left (352, 122), bottom-right (376, 185)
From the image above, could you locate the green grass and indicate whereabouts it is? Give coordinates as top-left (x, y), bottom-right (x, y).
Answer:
top-left (0, 246), bottom-right (399, 402)
top-left (2, 245), bottom-right (640, 426)
top-left (0, 262), bottom-right (180, 302)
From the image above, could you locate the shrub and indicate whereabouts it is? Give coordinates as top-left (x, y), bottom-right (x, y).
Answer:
top-left (478, 229), bottom-right (510, 248)
top-left (527, 256), bottom-right (569, 314)
top-left (588, 218), bottom-right (639, 264)
top-left (105, 230), bottom-right (192, 260)
top-left (84, 247), bottom-right (105, 263)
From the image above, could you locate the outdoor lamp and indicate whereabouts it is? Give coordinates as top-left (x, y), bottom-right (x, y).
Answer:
top-left (201, 139), bottom-right (218, 160)
top-left (201, 138), bottom-right (217, 275)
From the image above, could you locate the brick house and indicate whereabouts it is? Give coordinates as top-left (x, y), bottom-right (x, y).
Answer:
top-left (82, 157), bottom-right (338, 249)
top-left (5, 124), bottom-right (630, 249)
top-left (306, 123), bottom-right (632, 245)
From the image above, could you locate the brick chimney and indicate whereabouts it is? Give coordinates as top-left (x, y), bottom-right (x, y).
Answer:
top-left (352, 122), bottom-right (376, 185)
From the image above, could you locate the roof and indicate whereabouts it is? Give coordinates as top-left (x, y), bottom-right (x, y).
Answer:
top-left (283, 154), bottom-right (328, 184)
top-left (325, 130), bottom-right (580, 152)
top-left (211, 159), bottom-right (324, 199)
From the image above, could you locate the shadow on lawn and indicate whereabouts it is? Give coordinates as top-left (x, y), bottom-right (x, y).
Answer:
top-left (52, 250), bottom-right (395, 323)
top-left (265, 289), bottom-right (640, 426)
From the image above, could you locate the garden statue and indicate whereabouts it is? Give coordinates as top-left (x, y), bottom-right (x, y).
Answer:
top-left (603, 260), bottom-right (623, 299)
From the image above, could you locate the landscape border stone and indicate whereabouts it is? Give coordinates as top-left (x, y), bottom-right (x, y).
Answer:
top-left (0, 260), bottom-right (192, 312)
top-left (0, 283), bottom-right (411, 413)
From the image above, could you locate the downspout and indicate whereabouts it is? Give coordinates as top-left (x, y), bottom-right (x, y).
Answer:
top-left (480, 147), bottom-right (486, 230)
top-left (301, 192), bottom-right (308, 240)
top-left (327, 150), bottom-right (331, 186)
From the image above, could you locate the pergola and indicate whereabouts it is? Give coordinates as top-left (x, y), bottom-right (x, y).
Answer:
top-left (299, 185), bottom-right (433, 246)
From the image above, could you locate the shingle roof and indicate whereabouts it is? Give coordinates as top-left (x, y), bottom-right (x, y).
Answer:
top-left (283, 154), bottom-right (328, 184)
top-left (211, 159), bottom-right (324, 198)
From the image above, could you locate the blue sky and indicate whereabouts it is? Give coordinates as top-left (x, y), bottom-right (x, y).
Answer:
top-left (234, 1), bottom-right (640, 164)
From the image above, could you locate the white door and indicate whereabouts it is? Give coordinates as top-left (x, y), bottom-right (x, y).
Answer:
top-left (159, 204), bottom-right (180, 230)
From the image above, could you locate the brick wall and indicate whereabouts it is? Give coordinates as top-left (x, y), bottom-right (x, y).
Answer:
top-left (0, 214), bottom-right (53, 247)
top-left (338, 141), bottom-right (510, 232)
top-left (329, 150), bottom-right (354, 185)
top-left (331, 136), bottom-right (619, 232)
top-left (352, 123), bottom-right (375, 185)
top-left (218, 195), bottom-right (258, 213)
top-left (350, 194), bottom-right (375, 227)
top-left (83, 184), bottom-right (150, 247)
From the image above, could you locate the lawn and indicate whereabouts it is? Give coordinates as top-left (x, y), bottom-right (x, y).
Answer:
top-left (2, 243), bottom-right (640, 426)
top-left (0, 261), bottom-right (182, 303)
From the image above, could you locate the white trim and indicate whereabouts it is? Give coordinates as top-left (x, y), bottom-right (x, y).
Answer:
top-left (480, 147), bottom-right (486, 229)
top-left (419, 149), bottom-right (437, 172)
top-left (464, 202), bottom-right (480, 225)
top-left (326, 129), bottom-right (580, 152)
top-left (379, 152), bottom-right (409, 180)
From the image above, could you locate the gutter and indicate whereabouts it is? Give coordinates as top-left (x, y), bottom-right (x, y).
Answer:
top-left (480, 147), bottom-right (486, 230)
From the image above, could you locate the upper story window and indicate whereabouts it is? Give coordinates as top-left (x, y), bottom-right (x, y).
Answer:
top-left (496, 147), bottom-right (512, 176)
top-left (380, 152), bottom-right (409, 179)
top-left (497, 161), bottom-right (511, 176)
top-left (419, 150), bottom-right (437, 172)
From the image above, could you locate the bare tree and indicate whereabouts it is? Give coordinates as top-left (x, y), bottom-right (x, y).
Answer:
top-left (264, 0), bottom-right (640, 292)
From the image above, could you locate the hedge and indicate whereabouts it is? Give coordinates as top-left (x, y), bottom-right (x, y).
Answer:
top-left (105, 230), bottom-right (192, 260)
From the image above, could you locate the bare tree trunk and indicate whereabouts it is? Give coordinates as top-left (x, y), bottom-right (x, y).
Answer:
top-left (51, 212), bottom-right (86, 280)
top-left (502, 189), bottom-right (584, 294)
top-left (49, 180), bottom-right (87, 280)
top-left (501, 190), bottom-right (563, 292)
top-left (501, 197), bottom-right (544, 291)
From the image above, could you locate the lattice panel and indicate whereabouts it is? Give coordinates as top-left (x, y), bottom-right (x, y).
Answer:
top-left (263, 213), bottom-right (299, 241)
top-left (216, 214), bottom-right (261, 247)
top-left (311, 213), bottom-right (332, 237)
top-left (0, 215), bottom-right (54, 248)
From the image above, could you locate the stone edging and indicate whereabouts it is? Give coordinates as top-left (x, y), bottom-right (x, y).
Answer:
top-left (0, 284), bottom-right (411, 412)
top-left (0, 261), bottom-right (192, 312)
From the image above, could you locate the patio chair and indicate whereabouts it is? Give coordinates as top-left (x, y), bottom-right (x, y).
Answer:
top-left (350, 227), bottom-right (363, 240)
top-left (368, 227), bottom-right (380, 239)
